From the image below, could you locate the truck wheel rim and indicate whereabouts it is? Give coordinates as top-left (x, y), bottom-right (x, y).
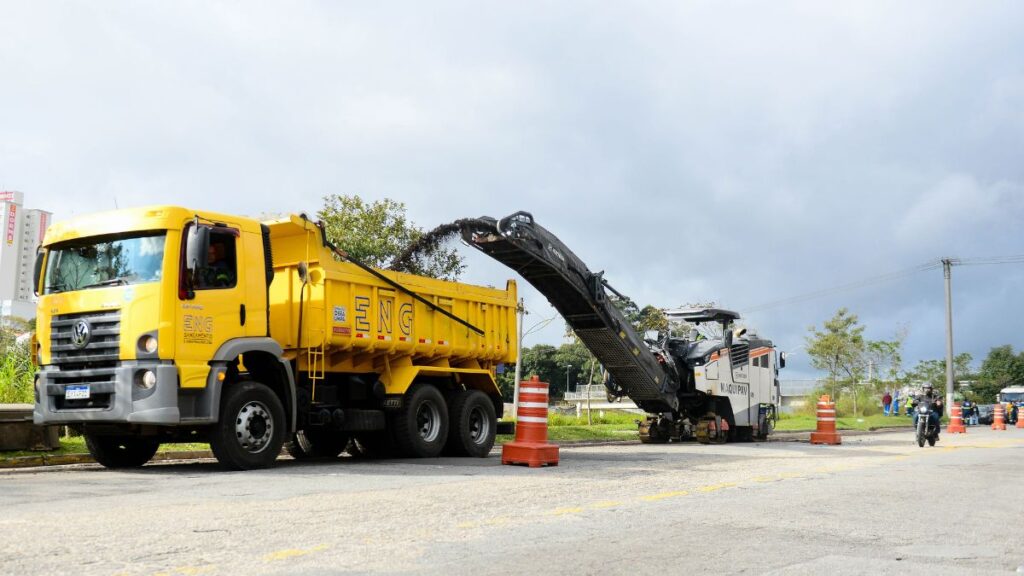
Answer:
top-left (468, 406), bottom-right (490, 444)
top-left (416, 401), bottom-right (441, 443)
top-left (236, 400), bottom-right (273, 454)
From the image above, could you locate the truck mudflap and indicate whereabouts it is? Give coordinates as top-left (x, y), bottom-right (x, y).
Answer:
top-left (460, 212), bottom-right (678, 413)
top-left (33, 362), bottom-right (180, 426)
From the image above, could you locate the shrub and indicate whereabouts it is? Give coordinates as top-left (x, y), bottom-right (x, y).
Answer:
top-left (0, 343), bottom-right (34, 404)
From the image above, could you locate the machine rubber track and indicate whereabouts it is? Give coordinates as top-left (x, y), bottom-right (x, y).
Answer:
top-left (460, 212), bottom-right (678, 413)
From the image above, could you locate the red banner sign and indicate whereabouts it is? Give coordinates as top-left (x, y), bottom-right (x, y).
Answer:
top-left (6, 204), bottom-right (16, 246)
top-left (38, 213), bottom-right (47, 244)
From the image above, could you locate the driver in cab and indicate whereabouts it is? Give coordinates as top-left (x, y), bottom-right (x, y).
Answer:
top-left (198, 241), bottom-right (235, 288)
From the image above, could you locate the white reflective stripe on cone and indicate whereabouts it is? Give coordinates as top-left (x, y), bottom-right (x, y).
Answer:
top-left (818, 418), bottom-right (836, 421)
top-left (520, 387), bottom-right (548, 395)
top-left (519, 402), bottom-right (549, 409)
top-left (817, 410), bottom-right (836, 414)
top-left (517, 416), bottom-right (548, 424)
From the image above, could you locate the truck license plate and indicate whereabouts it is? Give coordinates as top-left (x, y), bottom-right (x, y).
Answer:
top-left (65, 385), bottom-right (90, 400)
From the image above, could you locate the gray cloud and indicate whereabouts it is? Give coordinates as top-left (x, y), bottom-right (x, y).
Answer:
top-left (2, 1), bottom-right (1022, 378)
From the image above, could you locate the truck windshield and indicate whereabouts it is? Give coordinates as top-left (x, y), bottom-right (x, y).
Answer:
top-left (43, 232), bottom-right (167, 294)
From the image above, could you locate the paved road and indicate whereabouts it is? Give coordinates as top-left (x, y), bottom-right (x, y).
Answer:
top-left (1, 428), bottom-right (1022, 575)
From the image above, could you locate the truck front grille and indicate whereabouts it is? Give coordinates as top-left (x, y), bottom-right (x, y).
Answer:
top-left (50, 311), bottom-right (121, 367)
top-left (49, 311), bottom-right (120, 409)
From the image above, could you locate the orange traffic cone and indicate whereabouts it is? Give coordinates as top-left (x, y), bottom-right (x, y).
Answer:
top-left (992, 404), bottom-right (1006, 431)
top-left (502, 376), bottom-right (559, 468)
top-left (947, 402), bottom-right (966, 434)
top-left (1016, 406), bottom-right (1024, 429)
top-left (810, 395), bottom-right (841, 445)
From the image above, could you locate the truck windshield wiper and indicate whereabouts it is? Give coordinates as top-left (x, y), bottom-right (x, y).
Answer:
top-left (81, 277), bottom-right (131, 289)
top-left (44, 283), bottom-right (66, 293)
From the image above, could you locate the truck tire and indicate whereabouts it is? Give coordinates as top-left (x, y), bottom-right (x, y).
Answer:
top-left (392, 383), bottom-right (449, 458)
top-left (209, 380), bottom-right (286, 470)
top-left (85, 434), bottom-right (159, 468)
top-left (285, 429), bottom-right (349, 459)
top-left (444, 389), bottom-right (496, 457)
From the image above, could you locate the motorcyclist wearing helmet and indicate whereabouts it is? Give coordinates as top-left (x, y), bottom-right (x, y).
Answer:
top-left (912, 385), bottom-right (943, 439)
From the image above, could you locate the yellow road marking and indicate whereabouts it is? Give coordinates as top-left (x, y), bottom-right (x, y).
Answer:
top-left (697, 482), bottom-right (737, 492)
top-left (551, 507), bottom-right (585, 516)
top-left (590, 500), bottom-right (623, 509)
top-left (641, 490), bottom-right (689, 501)
top-left (264, 544), bottom-right (328, 561)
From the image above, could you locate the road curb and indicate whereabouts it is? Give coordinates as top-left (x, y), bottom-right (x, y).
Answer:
top-left (0, 450), bottom-right (216, 470)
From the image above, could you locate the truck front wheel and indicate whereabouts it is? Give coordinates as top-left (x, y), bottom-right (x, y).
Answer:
top-left (392, 383), bottom-right (449, 458)
top-left (85, 434), bottom-right (159, 468)
top-left (209, 380), bottom-right (286, 470)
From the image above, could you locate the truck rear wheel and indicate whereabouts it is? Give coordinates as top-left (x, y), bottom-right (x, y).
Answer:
top-left (85, 434), bottom-right (159, 468)
top-left (209, 380), bottom-right (286, 470)
top-left (445, 389), bottom-right (496, 457)
top-left (392, 383), bottom-right (449, 458)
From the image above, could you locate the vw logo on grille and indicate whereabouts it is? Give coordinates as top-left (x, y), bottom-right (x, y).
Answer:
top-left (71, 319), bottom-right (92, 349)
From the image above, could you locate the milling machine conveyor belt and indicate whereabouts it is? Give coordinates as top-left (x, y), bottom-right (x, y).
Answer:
top-left (460, 212), bottom-right (678, 413)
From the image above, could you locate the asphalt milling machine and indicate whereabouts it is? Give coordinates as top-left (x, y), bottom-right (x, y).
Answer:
top-left (458, 211), bottom-right (783, 444)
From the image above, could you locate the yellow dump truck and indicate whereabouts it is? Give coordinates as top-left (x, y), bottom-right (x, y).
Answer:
top-left (32, 206), bottom-right (517, 470)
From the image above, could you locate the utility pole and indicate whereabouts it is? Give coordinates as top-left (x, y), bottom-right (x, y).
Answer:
top-left (942, 258), bottom-right (955, 411)
top-left (513, 298), bottom-right (526, 420)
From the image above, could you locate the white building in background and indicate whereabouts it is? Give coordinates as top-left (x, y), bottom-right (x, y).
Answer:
top-left (0, 191), bottom-right (52, 324)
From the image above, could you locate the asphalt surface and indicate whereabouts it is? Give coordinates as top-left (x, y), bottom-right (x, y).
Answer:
top-left (1, 427), bottom-right (1022, 575)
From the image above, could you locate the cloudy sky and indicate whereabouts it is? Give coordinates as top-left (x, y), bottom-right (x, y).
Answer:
top-left (2, 2), bottom-right (1022, 379)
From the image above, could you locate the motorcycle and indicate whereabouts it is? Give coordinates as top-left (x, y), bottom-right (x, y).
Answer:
top-left (915, 402), bottom-right (939, 448)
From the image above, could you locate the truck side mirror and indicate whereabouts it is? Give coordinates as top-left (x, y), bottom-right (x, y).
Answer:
top-left (186, 225), bottom-right (210, 274)
top-left (32, 249), bottom-right (44, 296)
top-left (779, 352), bottom-right (787, 369)
top-left (181, 224), bottom-right (210, 299)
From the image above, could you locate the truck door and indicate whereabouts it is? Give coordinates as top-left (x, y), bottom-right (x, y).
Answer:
top-left (176, 224), bottom-right (248, 389)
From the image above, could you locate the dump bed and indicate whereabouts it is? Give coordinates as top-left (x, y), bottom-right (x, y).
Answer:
top-left (265, 215), bottom-right (517, 370)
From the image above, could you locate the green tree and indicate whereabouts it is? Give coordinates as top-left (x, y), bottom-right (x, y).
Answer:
top-left (973, 345), bottom-right (1024, 402)
top-left (906, 353), bottom-right (974, 393)
top-left (805, 308), bottom-right (866, 409)
top-left (866, 339), bottom-right (904, 389)
top-left (317, 194), bottom-right (464, 280)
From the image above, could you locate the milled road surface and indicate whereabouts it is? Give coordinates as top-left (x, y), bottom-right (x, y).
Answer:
top-left (1, 428), bottom-right (1022, 575)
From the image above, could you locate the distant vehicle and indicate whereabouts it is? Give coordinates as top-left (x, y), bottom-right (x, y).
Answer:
top-left (977, 404), bottom-right (995, 425)
top-left (997, 386), bottom-right (1023, 425)
top-left (997, 386), bottom-right (1024, 405)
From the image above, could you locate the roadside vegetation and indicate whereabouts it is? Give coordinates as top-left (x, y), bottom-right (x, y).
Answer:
top-left (0, 323), bottom-right (34, 405)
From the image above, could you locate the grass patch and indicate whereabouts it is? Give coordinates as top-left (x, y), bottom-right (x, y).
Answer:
top-left (775, 413), bottom-right (914, 432)
top-left (498, 410), bottom-right (640, 444)
top-left (0, 436), bottom-right (210, 459)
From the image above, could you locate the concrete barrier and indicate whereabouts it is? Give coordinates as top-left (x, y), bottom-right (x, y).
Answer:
top-left (0, 404), bottom-right (60, 451)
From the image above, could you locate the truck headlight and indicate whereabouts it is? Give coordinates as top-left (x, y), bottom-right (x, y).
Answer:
top-left (135, 370), bottom-right (157, 389)
top-left (138, 335), bottom-right (158, 354)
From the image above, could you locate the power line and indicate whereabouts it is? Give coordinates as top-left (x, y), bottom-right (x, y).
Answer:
top-left (742, 254), bottom-right (1024, 314)
top-left (742, 260), bottom-right (941, 314)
